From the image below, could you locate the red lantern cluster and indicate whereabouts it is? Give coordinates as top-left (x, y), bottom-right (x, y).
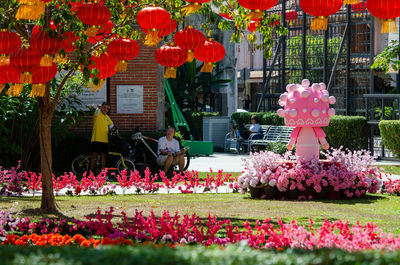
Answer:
top-left (108, 38), bottom-right (140, 72)
top-left (137, 6), bottom-right (171, 47)
top-left (31, 63), bottom-right (58, 97)
top-left (173, 26), bottom-right (206, 62)
top-left (367, 0), bottom-right (400, 33)
top-left (77, 2), bottom-right (111, 37)
top-left (238, 0), bottom-right (278, 20)
top-left (194, 39), bottom-right (225, 73)
top-left (155, 43), bottom-right (187, 79)
top-left (0, 30), bottom-right (21, 66)
top-left (299, 0), bottom-right (343, 30)
top-left (10, 47), bottom-right (42, 84)
top-left (182, 0), bottom-right (212, 16)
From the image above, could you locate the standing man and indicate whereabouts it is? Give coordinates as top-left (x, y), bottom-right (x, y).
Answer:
top-left (157, 127), bottom-right (187, 173)
top-left (90, 102), bottom-right (113, 172)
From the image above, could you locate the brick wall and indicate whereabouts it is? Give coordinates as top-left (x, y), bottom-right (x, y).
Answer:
top-left (73, 42), bottom-right (164, 133)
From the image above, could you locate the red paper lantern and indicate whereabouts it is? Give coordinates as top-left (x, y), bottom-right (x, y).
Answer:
top-left (76, 2), bottom-right (111, 37)
top-left (285, 11), bottom-right (298, 25)
top-left (182, 0), bottom-right (211, 16)
top-left (173, 26), bottom-right (206, 62)
top-left (367, 0), bottom-right (400, 33)
top-left (11, 47), bottom-right (42, 84)
top-left (247, 20), bottom-right (260, 32)
top-left (107, 38), bottom-right (140, 72)
top-left (351, 2), bottom-right (367, 12)
top-left (299, 0), bottom-right (343, 30)
top-left (88, 52), bottom-right (117, 91)
top-left (0, 30), bottom-right (22, 66)
top-left (61, 32), bottom-right (78, 53)
top-left (140, 19), bottom-right (177, 38)
top-left (155, 43), bottom-right (187, 79)
top-left (30, 30), bottom-right (62, 66)
top-left (194, 39), bottom-right (225, 72)
top-left (137, 6), bottom-right (170, 46)
top-left (219, 12), bottom-right (233, 20)
top-left (87, 20), bottom-right (115, 44)
top-left (30, 63), bottom-right (57, 97)
top-left (237, 0), bottom-right (278, 20)
top-left (0, 65), bottom-right (20, 95)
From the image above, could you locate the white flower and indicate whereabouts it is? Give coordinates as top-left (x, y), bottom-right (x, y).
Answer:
top-left (249, 178), bottom-right (258, 187)
top-left (268, 179), bottom-right (277, 187)
top-left (260, 174), bottom-right (268, 184)
top-left (265, 170), bottom-right (272, 176)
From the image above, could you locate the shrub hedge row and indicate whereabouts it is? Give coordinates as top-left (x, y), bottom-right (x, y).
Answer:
top-left (379, 120), bottom-right (400, 157)
top-left (2, 244), bottom-right (400, 265)
top-left (230, 112), bottom-right (367, 151)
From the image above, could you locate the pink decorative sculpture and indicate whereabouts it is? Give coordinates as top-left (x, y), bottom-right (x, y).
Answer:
top-left (277, 79), bottom-right (336, 161)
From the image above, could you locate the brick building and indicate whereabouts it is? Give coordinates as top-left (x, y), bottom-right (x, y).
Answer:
top-left (74, 42), bottom-right (165, 133)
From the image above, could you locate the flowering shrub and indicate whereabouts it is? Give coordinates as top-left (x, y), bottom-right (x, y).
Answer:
top-left (0, 162), bottom-right (27, 196)
top-left (381, 178), bottom-right (400, 196)
top-left (0, 202), bottom-right (20, 237)
top-left (6, 207), bottom-right (400, 251)
top-left (238, 149), bottom-right (383, 199)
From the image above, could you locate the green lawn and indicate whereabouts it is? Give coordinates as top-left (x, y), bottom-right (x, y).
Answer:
top-left (2, 192), bottom-right (400, 234)
top-left (379, 165), bottom-right (400, 176)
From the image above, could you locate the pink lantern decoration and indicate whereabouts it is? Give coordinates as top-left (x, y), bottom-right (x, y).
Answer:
top-left (277, 79), bottom-right (336, 160)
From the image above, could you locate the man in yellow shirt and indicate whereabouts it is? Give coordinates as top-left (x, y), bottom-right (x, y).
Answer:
top-left (90, 102), bottom-right (113, 172)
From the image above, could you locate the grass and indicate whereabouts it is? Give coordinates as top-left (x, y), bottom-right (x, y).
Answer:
top-left (379, 165), bottom-right (400, 175)
top-left (2, 191), bottom-right (400, 234)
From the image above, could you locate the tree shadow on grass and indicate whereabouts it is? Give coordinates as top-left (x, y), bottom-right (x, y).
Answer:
top-left (21, 207), bottom-right (73, 220)
top-left (317, 194), bottom-right (388, 205)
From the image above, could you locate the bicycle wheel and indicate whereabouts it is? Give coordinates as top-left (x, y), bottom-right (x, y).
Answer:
top-left (71, 155), bottom-right (90, 176)
top-left (117, 158), bottom-right (135, 175)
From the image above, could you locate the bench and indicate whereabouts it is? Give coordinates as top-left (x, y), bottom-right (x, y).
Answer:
top-left (248, 126), bottom-right (294, 153)
top-left (241, 125), bottom-right (271, 153)
top-left (224, 124), bottom-right (270, 153)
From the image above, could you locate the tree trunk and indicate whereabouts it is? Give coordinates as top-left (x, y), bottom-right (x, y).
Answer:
top-left (38, 86), bottom-right (56, 212)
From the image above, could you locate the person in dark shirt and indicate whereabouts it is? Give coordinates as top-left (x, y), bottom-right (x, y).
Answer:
top-left (242, 94), bottom-right (251, 111)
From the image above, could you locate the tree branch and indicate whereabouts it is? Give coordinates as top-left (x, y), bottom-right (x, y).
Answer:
top-left (50, 68), bottom-right (75, 112)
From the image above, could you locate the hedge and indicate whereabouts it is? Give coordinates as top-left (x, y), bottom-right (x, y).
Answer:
top-left (230, 112), bottom-right (367, 151)
top-left (379, 120), bottom-right (400, 157)
top-left (186, 111), bottom-right (219, 140)
top-left (2, 244), bottom-right (400, 265)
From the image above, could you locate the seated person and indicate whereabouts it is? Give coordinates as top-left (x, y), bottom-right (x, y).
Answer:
top-left (156, 127), bottom-right (187, 173)
top-left (236, 115), bottom-right (262, 153)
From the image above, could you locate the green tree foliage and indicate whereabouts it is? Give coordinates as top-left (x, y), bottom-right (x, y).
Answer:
top-left (372, 40), bottom-right (400, 73)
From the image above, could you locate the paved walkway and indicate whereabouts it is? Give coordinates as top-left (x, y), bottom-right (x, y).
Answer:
top-left (189, 152), bottom-right (400, 173)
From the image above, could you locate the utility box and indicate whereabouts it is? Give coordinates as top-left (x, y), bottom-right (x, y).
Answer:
top-left (203, 116), bottom-right (231, 151)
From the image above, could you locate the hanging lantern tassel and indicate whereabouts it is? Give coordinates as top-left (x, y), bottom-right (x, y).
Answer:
top-left (40, 54), bottom-right (54, 67)
top-left (30, 84), bottom-right (46, 97)
top-left (201, 62), bottom-right (214, 73)
top-left (144, 29), bottom-right (161, 47)
top-left (0, 84), bottom-right (4, 94)
top-left (86, 25), bottom-right (99, 37)
top-left (117, 60), bottom-right (128, 72)
top-left (344, 0), bottom-right (360, 4)
top-left (0, 54), bottom-right (10, 65)
top-left (53, 53), bottom-right (68, 64)
top-left (181, 2), bottom-right (201, 16)
top-left (90, 79), bottom-right (106, 92)
top-left (382, 19), bottom-right (397, 34)
top-left (311, 16), bottom-right (328, 31)
top-left (289, 20), bottom-right (293, 26)
top-left (164, 67), bottom-right (177, 78)
top-left (7, 84), bottom-right (23, 96)
top-left (20, 72), bottom-right (32, 84)
top-left (187, 50), bottom-right (195, 63)
top-left (16, 2), bottom-right (45, 20)
top-left (244, 10), bottom-right (263, 21)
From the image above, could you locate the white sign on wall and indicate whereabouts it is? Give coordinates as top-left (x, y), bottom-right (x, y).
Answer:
top-left (116, 85), bottom-right (143, 114)
top-left (74, 82), bottom-right (107, 110)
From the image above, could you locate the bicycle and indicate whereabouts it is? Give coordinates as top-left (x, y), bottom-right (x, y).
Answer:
top-left (71, 127), bottom-right (135, 176)
top-left (131, 131), bottom-right (190, 173)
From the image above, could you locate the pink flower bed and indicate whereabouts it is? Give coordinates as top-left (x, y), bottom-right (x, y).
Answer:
top-left (238, 149), bottom-right (383, 199)
top-left (1, 207), bottom-right (400, 251)
top-left (0, 166), bottom-right (238, 196)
